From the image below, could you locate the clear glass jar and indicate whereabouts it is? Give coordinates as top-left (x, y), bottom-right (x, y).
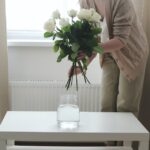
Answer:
top-left (57, 92), bottom-right (80, 129)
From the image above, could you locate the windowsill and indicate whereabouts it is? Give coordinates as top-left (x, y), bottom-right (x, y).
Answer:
top-left (7, 39), bottom-right (53, 47)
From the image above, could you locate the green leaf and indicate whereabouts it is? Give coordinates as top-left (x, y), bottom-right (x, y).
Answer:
top-left (44, 32), bottom-right (53, 38)
top-left (52, 45), bottom-right (59, 52)
top-left (57, 50), bottom-right (67, 62)
top-left (56, 32), bottom-right (65, 38)
top-left (73, 21), bottom-right (82, 29)
top-left (72, 43), bottom-right (80, 52)
top-left (88, 38), bottom-right (97, 47)
top-left (92, 28), bottom-right (102, 35)
top-left (55, 40), bottom-right (63, 46)
top-left (62, 26), bottom-right (71, 33)
top-left (57, 55), bottom-right (62, 62)
top-left (93, 46), bottom-right (104, 54)
top-left (71, 52), bottom-right (77, 60)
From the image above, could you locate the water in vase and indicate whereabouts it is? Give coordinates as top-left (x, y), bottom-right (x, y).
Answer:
top-left (57, 104), bottom-right (80, 129)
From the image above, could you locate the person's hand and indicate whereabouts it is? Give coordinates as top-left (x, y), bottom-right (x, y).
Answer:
top-left (68, 51), bottom-right (97, 77)
top-left (77, 51), bottom-right (97, 61)
top-left (77, 51), bottom-right (86, 60)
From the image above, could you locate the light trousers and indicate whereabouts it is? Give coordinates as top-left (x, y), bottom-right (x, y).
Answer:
top-left (100, 55), bottom-right (146, 117)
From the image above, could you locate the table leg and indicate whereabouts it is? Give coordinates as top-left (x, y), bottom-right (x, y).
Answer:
top-left (0, 140), bottom-right (7, 150)
top-left (139, 141), bottom-right (149, 150)
top-left (7, 140), bottom-right (14, 146)
top-left (123, 141), bottom-right (132, 147)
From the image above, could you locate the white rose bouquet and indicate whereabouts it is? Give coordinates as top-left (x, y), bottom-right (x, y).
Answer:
top-left (44, 9), bottom-right (103, 90)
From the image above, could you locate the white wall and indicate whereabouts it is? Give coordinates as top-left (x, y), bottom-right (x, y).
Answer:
top-left (8, 46), bottom-right (101, 84)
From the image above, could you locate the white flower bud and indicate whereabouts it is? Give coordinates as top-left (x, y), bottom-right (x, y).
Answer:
top-left (68, 9), bottom-right (77, 18)
top-left (59, 18), bottom-right (70, 28)
top-left (77, 9), bottom-right (91, 21)
top-left (89, 8), bottom-right (95, 15)
top-left (77, 8), bottom-right (101, 22)
top-left (52, 10), bottom-right (61, 19)
top-left (90, 12), bottom-right (101, 22)
top-left (44, 19), bottom-right (56, 32)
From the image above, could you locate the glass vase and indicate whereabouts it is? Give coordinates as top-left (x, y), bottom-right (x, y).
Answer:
top-left (57, 91), bottom-right (80, 129)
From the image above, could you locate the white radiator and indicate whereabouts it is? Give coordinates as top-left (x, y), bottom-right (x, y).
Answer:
top-left (9, 81), bottom-right (101, 112)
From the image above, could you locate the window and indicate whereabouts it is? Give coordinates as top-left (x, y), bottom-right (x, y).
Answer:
top-left (6, 0), bottom-right (80, 40)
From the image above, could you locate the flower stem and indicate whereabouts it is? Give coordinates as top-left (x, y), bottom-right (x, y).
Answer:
top-left (65, 60), bottom-right (90, 91)
top-left (75, 61), bottom-right (78, 91)
top-left (78, 61), bottom-right (90, 84)
top-left (65, 62), bottom-right (74, 90)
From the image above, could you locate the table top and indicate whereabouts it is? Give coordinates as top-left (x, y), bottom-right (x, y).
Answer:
top-left (0, 111), bottom-right (149, 142)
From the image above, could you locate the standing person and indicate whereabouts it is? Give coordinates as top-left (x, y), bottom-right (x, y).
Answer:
top-left (76, 0), bottom-right (149, 117)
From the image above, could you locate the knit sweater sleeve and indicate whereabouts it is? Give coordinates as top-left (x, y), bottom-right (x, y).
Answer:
top-left (112, 0), bottom-right (135, 46)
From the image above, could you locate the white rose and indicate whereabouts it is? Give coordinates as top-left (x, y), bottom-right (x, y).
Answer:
top-left (78, 8), bottom-right (101, 22)
top-left (68, 9), bottom-right (77, 18)
top-left (44, 19), bottom-right (56, 32)
top-left (90, 11), bottom-right (101, 22)
top-left (89, 8), bottom-right (95, 15)
top-left (59, 18), bottom-right (70, 28)
top-left (52, 10), bottom-right (61, 19)
top-left (77, 9), bottom-right (91, 21)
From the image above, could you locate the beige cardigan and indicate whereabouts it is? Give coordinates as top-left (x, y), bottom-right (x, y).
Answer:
top-left (95, 0), bottom-right (149, 80)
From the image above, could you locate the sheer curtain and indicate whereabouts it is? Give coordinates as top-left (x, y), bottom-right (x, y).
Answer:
top-left (0, 0), bottom-right (9, 122)
top-left (133, 0), bottom-right (150, 131)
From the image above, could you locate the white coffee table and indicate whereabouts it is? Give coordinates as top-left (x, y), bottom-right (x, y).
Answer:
top-left (0, 111), bottom-right (149, 150)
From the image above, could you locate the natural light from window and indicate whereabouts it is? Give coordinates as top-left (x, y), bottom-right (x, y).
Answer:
top-left (6, 0), bottom-right (80, 39)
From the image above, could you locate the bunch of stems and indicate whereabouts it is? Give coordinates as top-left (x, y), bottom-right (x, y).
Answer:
top-left (65, 59), bottom-right (90, 91)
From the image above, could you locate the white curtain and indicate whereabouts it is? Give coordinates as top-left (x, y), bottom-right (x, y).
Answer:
top-left (0, 0), bottom-right (9, 122)
top-left (132, 0), bottom-right (145, 21)
top-left (133, 0), bottom-right (150, 131)
top-left (132, 0), bottom-right (150, 35)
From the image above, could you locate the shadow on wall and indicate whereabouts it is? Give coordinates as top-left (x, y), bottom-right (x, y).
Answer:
top-left (139, 53), bottom-right (150, 132)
